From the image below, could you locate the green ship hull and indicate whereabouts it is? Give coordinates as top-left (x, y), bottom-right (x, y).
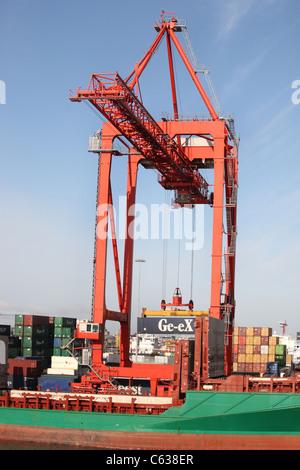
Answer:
top-left (1, 391), bottom-right (300, 449)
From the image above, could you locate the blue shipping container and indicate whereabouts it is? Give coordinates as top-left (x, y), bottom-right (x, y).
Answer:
top-left (38, 375), bottom-right (77, 393)
top-left (266, 361), bottom-right (280, 376)
top-left (53, 337), bottom-right (62, 347)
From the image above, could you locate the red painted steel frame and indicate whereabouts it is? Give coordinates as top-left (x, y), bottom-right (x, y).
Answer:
top-left (69, 13), bottom-right (238, 381)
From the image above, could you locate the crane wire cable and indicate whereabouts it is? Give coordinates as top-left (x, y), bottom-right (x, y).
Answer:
top-left (176, 208), bottom-right (182, 288)
top-left (190, 205), bottom-right (195, 300)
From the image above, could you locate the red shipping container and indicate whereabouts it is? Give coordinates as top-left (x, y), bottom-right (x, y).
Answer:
top-left (252, 363), bottom-right (261, 373)
top-left (253, 327), bottom-right (261, 336)
top-left (238, 345), bottom-right (246, 354)
top-left (238, 327), bottom-right (246, 336)
top-left (237, 363), bottom-right (246, 372)
top-left (253, 345), bottom-right (261, 354)
top-left (23, 315), bottom-right (49, 326)
top-left (238, 336), bottom-right (246, 345)
top-left (260, 364), bottom-right (267, 373)
top-left (8, 358), bottom-right (42, 377)
top-left (233, 345), bottom-right (238, 354)
top-left (261, 336), bottom-right (269, 345)
top-left (245, 363), bottom-right (253, 373)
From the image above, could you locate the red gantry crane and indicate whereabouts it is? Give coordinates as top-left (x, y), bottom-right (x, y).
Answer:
top-left (69, 11), bottom-right (238, 394)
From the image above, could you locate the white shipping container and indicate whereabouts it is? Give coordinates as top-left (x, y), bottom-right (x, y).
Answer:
top-left (51, 356), bottom-right (78, 370)
top-left (261, 345), bottom-right (269, 355)
top-left (46, 368), bottom-right (76, 376)
top-left (0, 336), bottom-right (8, 365)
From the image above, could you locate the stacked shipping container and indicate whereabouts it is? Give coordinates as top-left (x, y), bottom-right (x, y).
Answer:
top-left (15, 314), bottom-right (52, 358)
top-left (2, 315), bottom-right (78, 391)
top-left (52, 317), bottom-right (77, 356)
top-left (232, 327), bottom-right (291, 373)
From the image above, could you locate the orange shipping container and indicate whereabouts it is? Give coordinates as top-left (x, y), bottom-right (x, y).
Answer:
top-left (269, 345), bottom-right (276, 355)
top-left (246, 336), bottom-right (254, 345)
top-left (246, 345), bottom-right (253, 354)
top-left (232, 363), bottom-right (238, 372)
top-left (246, 327), bottom-right (253, 336)
top-left (261, 327), bottom-right (272, 336)
top-left (260, 354), bottom-right (268, 363)
top-left (268, 354), bottom-right (275, 362)
top-left (253, 336), bottom-right (261, 345)
top-left (233, 335), bottom-right (238, 345)
top-left (253, 354), bottom-right (261, 363)
top-left (269, 336), bottom-right (279, 346)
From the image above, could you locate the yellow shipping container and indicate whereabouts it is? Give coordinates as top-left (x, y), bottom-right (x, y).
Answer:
top-left (233, 335), bottom-right (238, 345)
top-left (246, 327), bottom-right (253, 336)
top-left (246, 345), bottom-right (253, 354)
top-left (269, 345), bottom-right (276, 355)
top-left (261, 327), bottom-right (272, 336)
top-left (268, 354), bottom-right (275, 362)
top-left (238, 354), bottom-right (246, 363)
top-left (253, 354), bottom-right (261, 363)
top-left (246, 336), bottom-right (254, 345)
top-left (269, 336), bottom-right (279, 345)
top-left (245, 354), bottom-right (253, 363)
top-left (286, 355), bottom-right (292, 365)
top-left (260, 354), bottom-right (269, 363)
top-left (233, 327), bottom-right (238, 336)
top-left (253, 336), bottom-right (261, 345)
top-left (232, 363), bottom-right (238, 372)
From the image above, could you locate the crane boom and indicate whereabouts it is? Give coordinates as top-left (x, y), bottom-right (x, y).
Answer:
top-left (70, 73), bottom-right (210, 205)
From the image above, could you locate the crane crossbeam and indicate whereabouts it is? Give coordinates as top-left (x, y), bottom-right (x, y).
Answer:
top-left (70, 72), bottom-right (210, 205)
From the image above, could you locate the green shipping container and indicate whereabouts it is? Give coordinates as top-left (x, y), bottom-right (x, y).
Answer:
top-left (54, 317), bottom-right (77, 328)
top-left (23, 347), bottom-right (50, 357)
top-left (275, 344), bottom-right (286, 356)
top-left (15, 314), bottom-right (24, 326)
top-left (14, 325), bottom-right (23, 336)
top-left (54, 327), bottom-right (63, 338)
top-left (52, 348), bottom-right (62, 356)
top-left (8, 348), bottom-right (21, 358)
top-left (275, 355), bottom-right (286, 367)
top-left (23, 337), bottom-right (49, 348)
top-left (62, 327), bottom-right (72, 338)
top-left (23, 326), bottom-right (34, 336)
top-left (23, 325), bottom-right (52, 337)
top-left (54, 317), bottom-right (63, 327)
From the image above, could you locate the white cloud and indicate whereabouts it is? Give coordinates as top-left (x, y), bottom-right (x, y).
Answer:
top-left (216, 0), bottom-right (255, 41)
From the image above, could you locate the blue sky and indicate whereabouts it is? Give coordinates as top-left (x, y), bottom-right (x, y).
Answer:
top-left (0, 0), bottom-right (299, 336)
